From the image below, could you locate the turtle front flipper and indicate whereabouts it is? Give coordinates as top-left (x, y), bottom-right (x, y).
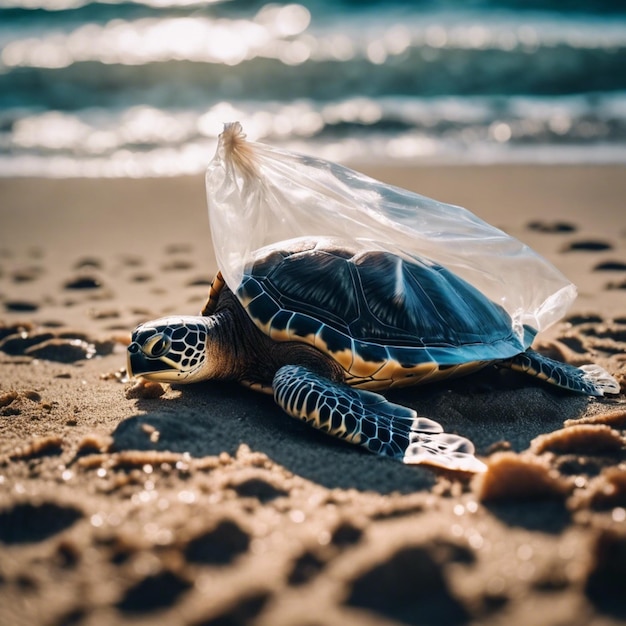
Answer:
top-left (505, 349), bottom-right (620, 397)
top-left (273, 365), bottom-right (486, 473)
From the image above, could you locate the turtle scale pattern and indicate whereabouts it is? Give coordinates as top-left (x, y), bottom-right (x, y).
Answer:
top-left (273, 364), bottom-right (479, 470)
top-left (127, 320), bottom-right (207, 376)
top-left (238, 239), bottom-right (528, 390)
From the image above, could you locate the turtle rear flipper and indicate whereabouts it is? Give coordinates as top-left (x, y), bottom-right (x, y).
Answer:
top-left (505, 349), bottom-right (620, 397)
top-left (273, 365), bottom-right (486, 473)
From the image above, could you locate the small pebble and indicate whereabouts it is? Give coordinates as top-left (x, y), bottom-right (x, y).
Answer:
top-left (22, 390), bottom-right (42, 402)
top-left (125, 379), bottom-right (166, 399)
top-left (0, 390), bottom-right (18, 407)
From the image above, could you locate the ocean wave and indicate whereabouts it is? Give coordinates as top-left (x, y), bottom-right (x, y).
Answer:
top-left (1, 93), bottom-right (626, 177)
top-left (1, 0), bottom-right (626, 175)
top-left (1, 5), bottom-right (626, 110)
top-left (2, 42), bottom-right (626, 115)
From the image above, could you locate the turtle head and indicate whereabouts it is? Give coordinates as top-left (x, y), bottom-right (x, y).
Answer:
top-left (127, 316), bottom-right (214, 383)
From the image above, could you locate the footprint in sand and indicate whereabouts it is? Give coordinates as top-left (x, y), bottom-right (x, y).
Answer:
top-left (184, 519), bottom-right (250, 566)
top-left (288, 550), bottom-right (326, 585)
top-left (0, 321), bottom-right (33, 341)
top-left (565, 314), bottom-right (603, 326)
top-left (0, 325), bottom-right (113, 362)
top-left (161, 259), bottom-right (194, 272)
top-left (88, 308), bottom-right (120, 320)
top-left (26, 339), bottom-right (98, 362)
top-left (585, 529), bottom-right (626, 618)
top-left (11, 266), bottom-right (44, 283)
top-left (186, 277), bottom-right (212, 287)
top-left (527, 221), bottom-right (577, 234)
top-left (593, 260), bottom-right (626, 289)
top-left (0, 502), bottom-right (83, 544)
top-left (285, 519), bottom-right (366, 586)
top-left (191, 592), bottom-right (271, 626)
top-left (116, 570), bottom-right (191, 614)
top-left (130, 273), bottom-right (153, 283)
top-left (561, 316), bottom-right (626, 355)
top-left (606, 279), bottom-right (626, 290)
top-left (594, 261), bottom-right (626, 271)
top-left (64, 276), bottom-right (102, 290)
top-left (4, 300), bottom-right (39, 312)
top-left (230, 476), bottom-right (288, 502)
top-left (120, 255), bottom-right (143, 268)
top-left (345, 543), bottom-right (473, 623)
top-left (41, 320), bottom-right (65, 328)
top-left (562, 240), bottom-right (613, 252)
top-left (331, 521), bottom-right (364, 547)
top-left (0, 331), bottom-right (55, 355)
top-left (165, 243), bottom-right (193, 254)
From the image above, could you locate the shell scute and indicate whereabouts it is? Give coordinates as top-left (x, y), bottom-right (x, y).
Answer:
top-left (287, 312), bottom-right (322, 339)
top-left (245, 291), bottom-right (278, 327)
top-left (318, 325), bottom-right (348, 354)
top-left (353, 341), bottom-right (388, 366)
top-left (348, 341), bottom-right (389, 378)
top-left (239, 239), bottom-right (525, 379)
top-left (251, 250), bottom-right (290, 278)
top-left (264, 249), bottom-right (361, 328)
top-left (268, 310), bottom-right (294, 339)
top-left (239, 275), bottom-right (264, 300)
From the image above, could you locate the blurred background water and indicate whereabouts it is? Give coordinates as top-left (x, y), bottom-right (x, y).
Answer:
top-left (1, 0), bottom-right (625, 177)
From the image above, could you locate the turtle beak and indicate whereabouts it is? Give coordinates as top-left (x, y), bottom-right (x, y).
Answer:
top-left (127, 341), bottom-right (161, 379)
top-left (126, 340), bottom-right (182, 381)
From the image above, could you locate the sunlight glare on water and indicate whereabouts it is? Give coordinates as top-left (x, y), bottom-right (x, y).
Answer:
top-left (1, 0), bottom-right (626, 176)
top-left (1, 4), bottom-right (311, 68)
top-left (256, 3), bottom-right (311, 38)
top-left (13, 112), bottom-right (91, 151)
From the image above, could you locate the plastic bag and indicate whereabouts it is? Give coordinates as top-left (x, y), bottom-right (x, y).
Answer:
top-left (205, 122), bottom-right (576, 341)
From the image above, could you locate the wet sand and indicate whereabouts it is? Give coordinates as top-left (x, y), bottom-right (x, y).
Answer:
top-left (1, 165), bottom-right (626, 626)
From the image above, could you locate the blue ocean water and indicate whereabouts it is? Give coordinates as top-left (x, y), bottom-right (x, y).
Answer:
top-left (0, 0), bottom-right (625, 176)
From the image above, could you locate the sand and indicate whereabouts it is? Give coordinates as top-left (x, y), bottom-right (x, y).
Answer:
top-left (1, 165), bottom-right (625, 626)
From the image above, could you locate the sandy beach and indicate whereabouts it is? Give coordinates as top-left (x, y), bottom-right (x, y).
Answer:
top-left (1, 164), bottom-right (626, 626)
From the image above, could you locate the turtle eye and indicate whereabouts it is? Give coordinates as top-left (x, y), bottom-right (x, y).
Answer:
top-left (144, 333), bottom-right (171, 357)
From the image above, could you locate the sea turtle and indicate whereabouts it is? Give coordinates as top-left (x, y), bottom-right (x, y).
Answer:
top-left (127, 237), bottom-right (619, 473)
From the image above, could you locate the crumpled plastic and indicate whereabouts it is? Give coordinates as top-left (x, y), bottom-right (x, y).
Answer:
top-left (205, 122), bottom-right (576, 342)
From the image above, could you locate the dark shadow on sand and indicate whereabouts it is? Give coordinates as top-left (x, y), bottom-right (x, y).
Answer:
top-left (112, 380), bottom-right (436, 494)
top-left (388, 366), bottom-right (593, 455)
top-left (482, 500), bottom-right (572, 534)
top-left (110, 365), bottom-right (602, 495)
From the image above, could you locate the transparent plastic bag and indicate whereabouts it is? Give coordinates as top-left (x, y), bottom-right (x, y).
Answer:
top-left (205, 122), bottom-right (576, 341)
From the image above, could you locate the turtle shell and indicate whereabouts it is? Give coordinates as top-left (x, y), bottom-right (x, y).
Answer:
top-left (237, 238), bottom-right (532, 388)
